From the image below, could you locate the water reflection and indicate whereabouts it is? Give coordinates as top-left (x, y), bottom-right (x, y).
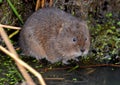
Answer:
top-left (43, 67), bottom-right (120, 85)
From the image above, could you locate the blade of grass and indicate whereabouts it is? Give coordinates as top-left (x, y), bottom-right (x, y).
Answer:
top-left (9, 30), bottom-right (19, 38)
top-left (68, 65), bottom-right (79, 72)
top-left (0, 0), bottom-right (3, 3)
top-left (6, 0), bottom-right (23, 24)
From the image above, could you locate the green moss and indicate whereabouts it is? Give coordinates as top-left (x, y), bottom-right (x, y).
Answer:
top-left (0, 54), bottom-right (23, 84)
top-left (88, 13), bottom-right (120, 63)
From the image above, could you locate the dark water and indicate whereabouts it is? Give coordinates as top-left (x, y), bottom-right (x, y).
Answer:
top-left (43, 67), bottom-right (120, 85)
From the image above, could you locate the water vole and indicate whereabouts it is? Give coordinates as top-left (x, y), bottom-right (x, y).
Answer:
top-left (19, 7), bottom-right (90, 64)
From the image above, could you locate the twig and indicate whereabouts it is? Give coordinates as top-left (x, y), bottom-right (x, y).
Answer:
top-left (45, 77), bottom-right (64, 81)
top-left (43, 64), bottom-right (120, 72)
top-left (79, 64), bottom-right (120, 68)
top-left (0, 24), bottom-right (21, 30)
top-left (0, 45), bottom-right (46, 85)
top-left (0, 27), bottom-right (35, 85)
top-left (41, 0), bottom-right (45, 8)
top-left (35, 0), bottom-right (41, 11)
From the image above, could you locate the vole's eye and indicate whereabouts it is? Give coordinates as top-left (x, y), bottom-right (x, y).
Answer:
top-left (72, 37), bottom-right (77, 42)
top-left (85, 38), bottom-right (87, 41)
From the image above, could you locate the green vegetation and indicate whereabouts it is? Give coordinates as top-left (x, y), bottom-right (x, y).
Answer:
top-left (0, 54), bottom-right (23, 84)
top-left (88, 12), bottom-right (120, 63)
top-left (0, 0), bottom-right (2, 3)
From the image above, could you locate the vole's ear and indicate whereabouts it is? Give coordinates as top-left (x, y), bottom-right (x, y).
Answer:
top-left (58, 24), bottom-right (63, 34)
top-left (58, 23), bottom-right (69, 34)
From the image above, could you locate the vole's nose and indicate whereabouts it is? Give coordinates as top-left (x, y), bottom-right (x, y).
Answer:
top-left (80, 48), bottom-right (85, 52)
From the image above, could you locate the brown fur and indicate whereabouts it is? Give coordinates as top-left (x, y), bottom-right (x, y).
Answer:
top-left (19, 7), bottom-right (90, 64)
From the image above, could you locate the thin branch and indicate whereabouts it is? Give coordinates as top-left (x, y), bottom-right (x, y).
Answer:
top-left (0, 45), bottom-right (46, 85)
top-left (79, 64), bottom-right (120, 68)
top-left (0, 24), bottom-right (21, 30)
top-left (35, 0), bottom-right (41, 11)
top-left (0, 27), bottom-right (35, 85)
top-left (45, 77), bottom-right (64, 81)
